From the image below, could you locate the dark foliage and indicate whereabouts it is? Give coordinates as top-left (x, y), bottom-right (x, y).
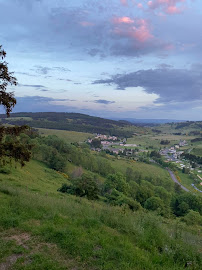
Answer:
top-left (160, 140), bottom-right (170, 145)
top-left (0, 45), bottom-right (32, 166)
top-left (181, 153), bottom-right (202, 165)
top-left (0, 112), bottom-right (134, 138)
top-left (0, 45), bottom-right (17, 116)
top-left (58, 173), bottom-right (99, 200)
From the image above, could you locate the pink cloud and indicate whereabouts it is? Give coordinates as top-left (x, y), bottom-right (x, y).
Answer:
top-left (113, 16), bottom-right (134, 24)
top-left (147, 0), bottom-right (185, 14)
top-left (165, 5), bottom-right (182, 14)
top-left (120, 0), bottom-right (128, 6)
top-left (137, 3), bottom-right (143, 9)
top-left (79, 21), bottom-right (95, 27)
top-left (113, 19), bottom-right (153, 43)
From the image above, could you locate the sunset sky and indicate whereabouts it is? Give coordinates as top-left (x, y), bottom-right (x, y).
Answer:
top-left (1, 0), bottom-right (201, 120)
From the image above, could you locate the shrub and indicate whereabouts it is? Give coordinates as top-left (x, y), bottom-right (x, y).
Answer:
top-left (181, 210), bottom-right (202, 226)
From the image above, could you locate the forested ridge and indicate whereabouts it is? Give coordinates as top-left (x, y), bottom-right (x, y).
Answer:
top-left (0, 112), bottom-right (135, 137)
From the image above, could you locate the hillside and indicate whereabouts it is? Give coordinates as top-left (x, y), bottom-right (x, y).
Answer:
top-left (0, 116), bottom-right (202, 269)
top-left (0, 112), bottom-right (143, 138)
top-left (0, 160), bottom-right (202, 270)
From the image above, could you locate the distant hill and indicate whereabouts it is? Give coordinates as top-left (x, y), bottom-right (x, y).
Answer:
top-left (0, 112), bottom-right (138, 138)
top-left (111, 118), bottom-right (186, 125)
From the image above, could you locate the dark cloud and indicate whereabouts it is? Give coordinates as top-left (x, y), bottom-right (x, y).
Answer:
top-left (39, 89), bottom-right (49, 92)
top-left (93, 67), bottom-right (202, 103)
top-left (94, 99), bottom-right (115, 104)
top-left (53, 67), bottom-right (71, 72)
top-left (58, 78), bottom-right (72, 82)
top-left (20, 84), bottom-right (45, 88)
top-left (31, 66), bottom-right (71, 75)
top-left (157, 63), bottom-right (173, 69)
top-left (12, 96), bottom-right (77, 113)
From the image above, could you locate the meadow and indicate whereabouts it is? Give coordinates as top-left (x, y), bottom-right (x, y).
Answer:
top-left (37, 128), bottom-right (93, 143)
top-left (0, 160), bottom-right (202, 270)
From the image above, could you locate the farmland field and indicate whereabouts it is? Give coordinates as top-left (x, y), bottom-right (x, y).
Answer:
top-left (37, 128), bottom-right (93, 143)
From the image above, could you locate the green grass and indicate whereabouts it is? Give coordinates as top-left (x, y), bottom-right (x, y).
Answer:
top-left (127, 133), bottom-right (195, 150)
top-left (191, 145), bottom-right (202, 157)
top-left (0, 161), bottom-right (201, 269)
top-left (37, 128), bottom-right (93, 143)
top-left (109, 157), bottom-right (171, 178)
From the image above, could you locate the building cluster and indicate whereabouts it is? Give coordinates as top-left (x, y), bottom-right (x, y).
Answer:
top-left (95, 134), bottom-right (118, 141)
top-left (87, 134), bottom-right (139, 156)
top-left (159, 140), bottom-right (187, 162)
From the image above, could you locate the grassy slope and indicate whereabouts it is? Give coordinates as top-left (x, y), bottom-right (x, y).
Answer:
top-left (0, 160), bottom-right (202, 269)
top-left (37, 128), bottom-right (93, 143)
top-left (108, 157), bottom-right (170, 179)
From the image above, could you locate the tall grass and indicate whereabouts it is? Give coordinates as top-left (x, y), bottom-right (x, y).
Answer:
top-left (0, 183), bottom-right (201, 270)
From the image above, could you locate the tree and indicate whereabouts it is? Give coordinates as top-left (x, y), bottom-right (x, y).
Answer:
top-left (58, 173), bottom-right (99, 200)
top-left (0, 45), bottom-right (31, 166)
top-left (144, 196), bottom-right (164, 211)
top-left (91, 138), bottom-right (102, 149)
top-left (0, 45), bottom-right (17, 115)
top-left (104, 173), bottom-right (129, 195)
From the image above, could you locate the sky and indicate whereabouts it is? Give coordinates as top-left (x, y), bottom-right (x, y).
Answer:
top-left (0, 0), bottom-right (202, 120)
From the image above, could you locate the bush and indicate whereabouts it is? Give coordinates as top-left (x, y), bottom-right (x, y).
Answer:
top-left (144, 196), bottom-right (164, 211)
top-left (181, 210), bottom-right (202, 226)
top-left (58, 173), bottom-right (99, 200)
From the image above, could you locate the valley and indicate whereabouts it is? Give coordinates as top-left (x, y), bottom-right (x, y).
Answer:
top-left (0, 113), bottom-right (202, 269)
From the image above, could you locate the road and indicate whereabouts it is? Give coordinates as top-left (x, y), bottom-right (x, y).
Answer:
top-left (167, 169), bottom-right (190, 192)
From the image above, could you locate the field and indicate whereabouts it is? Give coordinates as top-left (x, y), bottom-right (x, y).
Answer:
top-left (108, 157), bottom-right (170, 179)
top-left (0, 160), bottom-right (201, 270)
top-left (127, 133), bottom-right (196, 150)
top-left (191, 145), bottom-right (202, 157)
top-left (37, 128), bottom-right (93, 143)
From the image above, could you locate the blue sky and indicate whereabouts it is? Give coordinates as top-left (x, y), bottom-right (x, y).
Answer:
top-left (0, 0), bottom-right (202, 120)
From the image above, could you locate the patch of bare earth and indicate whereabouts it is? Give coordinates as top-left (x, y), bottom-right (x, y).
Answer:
top-left (5, 233), bottom-right (31, 249)
top-left (1, 230), bottom-right (91, 270)
top-left (0, 254), bottom-right (23, 270)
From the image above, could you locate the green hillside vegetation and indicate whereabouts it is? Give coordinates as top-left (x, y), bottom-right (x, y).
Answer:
top-left (0, 160), bottom-right (202, 270)
top-left (3, 130), bottom-right (201, 215)
top-left (37, 128), bottom-right (93, 143)
top-left (0, 112), bottom-right (141, 138)
top-left (0, 116), bottom-right (202, 269)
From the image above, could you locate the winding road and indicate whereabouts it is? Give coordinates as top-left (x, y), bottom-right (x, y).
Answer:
top-left (167, 169), bottom-right (189, 192)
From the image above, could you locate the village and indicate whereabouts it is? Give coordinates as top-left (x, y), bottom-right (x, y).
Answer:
top-left (88, 134), bottom-right (202, 175)
top-left (87, 133), bottom-right (145, 156)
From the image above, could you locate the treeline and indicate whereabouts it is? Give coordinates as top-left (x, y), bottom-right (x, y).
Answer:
top-left (191, 137), bottom-right (202, 143)
top-left (0, 112), bottom-right (134, 138)
top-left (181, 153), bottom-right (202, 165)
top-left (175, 121), bottom-right (202, 130)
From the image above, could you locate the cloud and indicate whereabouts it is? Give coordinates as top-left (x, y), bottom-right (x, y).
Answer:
top-left (147, 0), bottom-right (185, 14)
top-left (112, 19), bottom-right (153, 43)
top-left (79, 21), bottom-right (95, 27)
top-left (12, 96), bottom-right (77, 113)
top-left (20, 84), bottom-right (45, 88)
top-left (0, 0), bottom-right (181, 59)
top-left (120, 0), bottom-right (128, 6)
top-left (32, 66), bottom-right (71, 75)
top-left (94, 99), bottom-right (115, 104)
top-left (57, 78), bottom-right (72, 81)
top-left (112, 17), bottom-right (134, 24)
top-left (93, 66), bottom-right (202, 103)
